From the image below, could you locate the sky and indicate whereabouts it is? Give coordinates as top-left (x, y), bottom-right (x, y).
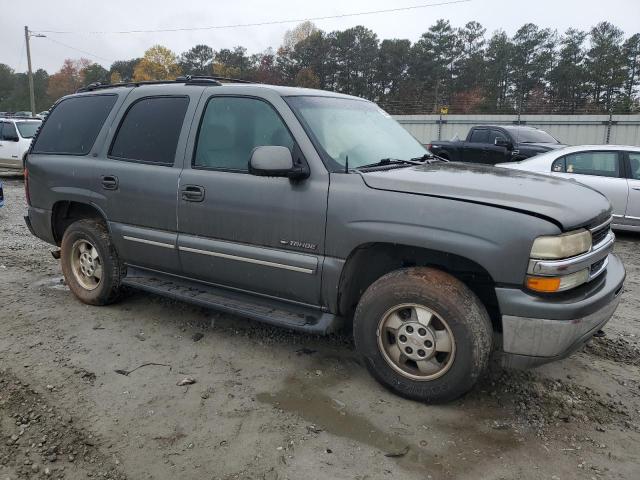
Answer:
top-left (2, 0), bottom-right (640, 73)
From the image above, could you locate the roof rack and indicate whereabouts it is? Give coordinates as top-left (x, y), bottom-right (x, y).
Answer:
top-left (76, 75), bottom-right (255, 93)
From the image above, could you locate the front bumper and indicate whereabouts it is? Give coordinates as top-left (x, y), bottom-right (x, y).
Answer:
top-left (498, 253), bottom-right (625, 369)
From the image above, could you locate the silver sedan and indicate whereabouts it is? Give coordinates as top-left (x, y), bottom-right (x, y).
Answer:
top-left (500, 145), bottom-right (640, 232)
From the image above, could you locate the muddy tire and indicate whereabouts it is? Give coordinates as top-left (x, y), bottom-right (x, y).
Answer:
top-left (60, 219), bottom-right (123, 306)
top-left (353, 267), bottom-right (493, 403)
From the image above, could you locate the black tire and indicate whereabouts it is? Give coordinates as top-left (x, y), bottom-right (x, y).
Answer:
top-left (60, 219), bottom-right (123, 306)
top-left (353, 267), bottom-right (493, 403)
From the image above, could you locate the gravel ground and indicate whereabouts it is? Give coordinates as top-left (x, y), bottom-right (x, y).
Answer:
top-left (1, 175), bottom-right (639, 480)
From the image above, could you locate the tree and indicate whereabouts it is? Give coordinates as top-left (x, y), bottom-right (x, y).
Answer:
top-left (510, 23), bottom-right (556, 113)
top-left (622, 33), bottom-right (640, 110)
top-left (47, 58), bottom-right (91, 101)
top-left (410, 19), bottom-right (458, 111)
top-left (213, 47), bottom-right (250, 78)
top-left (81, 64), bottom-right (109, 85)
top-left (110, 59), bottom-right (141, 82)
top-left (375, 39), bottom-right (411, 102)
top-left (283, 21), bottom-right (319, 50)
top-left (331, 26), bottom-right (379, 98)
top-left (454, 21), bottom-right (486, 95)
top-left (133, 45), bottom-right (181, 81)
top-left (179, 45), bottom-right (214, 76)
top-left (548, 29), bottom-right (588, 113)
top-left (483, 31), bottom-right (513, 112)
top-left (587, 22), bottom-right (627, 111)
top-left (0, 64), bottom-right (16, 106)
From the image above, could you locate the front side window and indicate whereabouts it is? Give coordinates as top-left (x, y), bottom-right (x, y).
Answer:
top-left (110, 96), bottom-right (189, 164)
top-left (629, 152), bottom-right (640, 180)
top-left (565, 151), bottom-right (620, 177)
top-left (16, 121), bottom-right (41, 138)
top-left (551, 157), bottom-right (565, 172)
top-left (194, 97), bottom-right (294, 171)
top-left (286, 96), bottom-right (425, 171)
top-left (469, 129), bottom-right (490, 143)
top-left (32, 95), bottom-right (117, 155)
top-left (490, 129), bottom-right (508, 144)
top-left (510, 128), bottom-right (559, 144)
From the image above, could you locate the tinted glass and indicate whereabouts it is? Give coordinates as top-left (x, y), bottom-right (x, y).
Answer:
top-left (469, 129), bottom-right (489, 143)
top-left (509, 128), bottom-right (559, 143)
top-left (286, 96), bottom-right (425, 170)
top-left (565, 151), bottom-right (620, 177)
top-left (195, 97), bottom-right (294, 171)
top-left (490, 129), bottom-right (507, 143)
top-left (32, 95), bottom-right (117, 154)
top-left (551, 157), bottom-right (565, 172)
top-left (16, 121), bottom-right (41, 138)
top-left (629, 153), bottom-right (640, 180)
top-left (110, 96), bottom-right (189, 164)
top-left (1, 122), bottom-right (17, 140)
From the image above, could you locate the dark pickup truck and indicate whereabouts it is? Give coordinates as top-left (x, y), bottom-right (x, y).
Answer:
top-left (428, 125), bottom-right (566, 164)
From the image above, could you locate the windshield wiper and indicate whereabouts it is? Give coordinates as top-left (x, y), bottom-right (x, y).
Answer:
top-left (410, 153), bottom-right (448, 163)
top-left (355, 158), bottom-right (422, 170)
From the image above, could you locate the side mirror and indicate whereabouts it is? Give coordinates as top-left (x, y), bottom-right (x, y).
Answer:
top-left (495, 138), bottom-right (512, 149)
top-left (249, 146), bottom-right (309, 180)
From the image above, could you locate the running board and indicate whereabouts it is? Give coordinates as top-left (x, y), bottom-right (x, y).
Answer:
top-left (121, 268), bottom-right (342, 335)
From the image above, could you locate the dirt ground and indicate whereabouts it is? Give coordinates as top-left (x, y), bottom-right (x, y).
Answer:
top-left (1, 175), bottom-right (639, 480)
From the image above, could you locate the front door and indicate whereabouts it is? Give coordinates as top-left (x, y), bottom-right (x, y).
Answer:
top-left (92, 91), bottom-right (200, 274)
top-left (177, 94), bottom-right (328, 306)
top-left (0, 122), bottom-right (21, 169)
top-left (625, 152), bottom-right (640, 227)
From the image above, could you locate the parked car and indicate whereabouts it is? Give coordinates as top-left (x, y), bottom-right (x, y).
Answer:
top-left (13, 111), bottom-right (33, 118)
top-left (36, 111), bottom-right (49, 119)
top-left (428, 125), bottom-right (566, 164)
top-left (0, 117), bottom-right (42, 171)
top-left (24, 79), bottom-right (624, 402)
top-left (500, 145), bottom-right (640, 232)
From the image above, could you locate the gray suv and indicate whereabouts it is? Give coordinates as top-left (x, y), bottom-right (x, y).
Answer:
top-left (25, 77), bottom-right (625, 402)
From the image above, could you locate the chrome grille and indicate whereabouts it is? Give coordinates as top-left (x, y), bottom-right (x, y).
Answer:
top-left (590, 219), bottom-right (612, 247)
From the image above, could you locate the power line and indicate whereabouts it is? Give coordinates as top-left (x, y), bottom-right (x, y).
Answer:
top-left (42, 35), bottom-right (114, 63)
top-left (32, 0), bottom-right (471, 35)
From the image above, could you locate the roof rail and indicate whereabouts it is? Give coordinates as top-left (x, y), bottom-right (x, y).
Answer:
top-left (76, 75), bottom-right (255, 93)
top-left (179, 75), bottom-right (254, 85)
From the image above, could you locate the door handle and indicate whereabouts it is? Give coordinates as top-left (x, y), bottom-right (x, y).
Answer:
top-left (101, 175), bottom-right (118, 190)
top-left (633, 187), bottom-right (640, 191)
top-left (181, 185), bottom-right (205, 202)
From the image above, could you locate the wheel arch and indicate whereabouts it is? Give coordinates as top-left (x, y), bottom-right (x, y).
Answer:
top-left (336, 242), bottom-right (501, 332)
top-left (51, 201), bottom-right (110, 246)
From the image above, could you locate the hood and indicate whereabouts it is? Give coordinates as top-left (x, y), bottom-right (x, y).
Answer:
top-left (520, 142), bottom-right (567, 151)
top-left (360, 162), bottom-right (611, 231)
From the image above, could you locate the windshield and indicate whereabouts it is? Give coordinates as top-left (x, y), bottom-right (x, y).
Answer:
top-left (286, 96), bottom-right (426, 171)
top-left (16, 121), bottom-right (41, 138)
top-left (511, 128), bottom-right (559, 144)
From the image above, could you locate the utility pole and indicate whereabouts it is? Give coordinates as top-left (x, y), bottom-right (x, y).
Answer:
top-left (25, 26), bottom-right (35, 115)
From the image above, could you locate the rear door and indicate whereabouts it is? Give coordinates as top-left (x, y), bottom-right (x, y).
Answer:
top-left (625, 151), bottom-right (640, 227)
top-left (555, 150), bottom-right (628, 220)
top-left (92, 88), bottom-right (202, 274)
top-left (177, 93), bottom-right (329, 305)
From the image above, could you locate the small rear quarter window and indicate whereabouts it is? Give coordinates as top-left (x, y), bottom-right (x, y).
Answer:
top-left (32, 94), bottom-right (117, 155)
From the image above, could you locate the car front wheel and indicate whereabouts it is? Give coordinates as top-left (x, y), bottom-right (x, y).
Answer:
top-left (353, 267), bottom-right (493, 403)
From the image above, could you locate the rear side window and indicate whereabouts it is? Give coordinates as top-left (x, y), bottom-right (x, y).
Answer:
top-left (32, 95), bottom-right (117, 155)
top-left (551, 157), bottom-right (565, 172)
top-left (469, 129), bottom-right (489, 143)
top-left (1, 122), bottom-right (17, 140)
top-left (628, 153), bottom-right (640, 180)
top-left (110, 96), bottom-right (189, 165)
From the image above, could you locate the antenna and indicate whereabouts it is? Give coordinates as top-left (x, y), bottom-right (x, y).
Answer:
top-left (345, 155), bottom-right (349, 174)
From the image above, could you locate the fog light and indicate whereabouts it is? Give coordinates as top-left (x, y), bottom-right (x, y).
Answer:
top-left (526, 268), bottom-right (590, 293)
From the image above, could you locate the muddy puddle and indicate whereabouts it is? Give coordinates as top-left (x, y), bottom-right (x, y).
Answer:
top-left (257, 359), bottom-right (520, 478)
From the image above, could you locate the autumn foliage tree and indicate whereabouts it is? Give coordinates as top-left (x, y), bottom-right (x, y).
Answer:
top-left (47, 58), bottom-right (91, 101)
top-left (133, 45), bottom-right (182, 81)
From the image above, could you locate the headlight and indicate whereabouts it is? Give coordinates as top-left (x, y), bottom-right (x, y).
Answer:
top-left (530, 229), bottom-right (591, 260)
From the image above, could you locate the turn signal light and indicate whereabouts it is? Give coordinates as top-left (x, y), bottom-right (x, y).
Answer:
top-left (526, 276), bottom-right (561, 293)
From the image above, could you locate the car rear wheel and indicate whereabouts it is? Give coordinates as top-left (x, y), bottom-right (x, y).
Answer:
top-left (61, 219), bottom-right (123, 305)
top-left (353, 267), bottom-right (493, 403)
